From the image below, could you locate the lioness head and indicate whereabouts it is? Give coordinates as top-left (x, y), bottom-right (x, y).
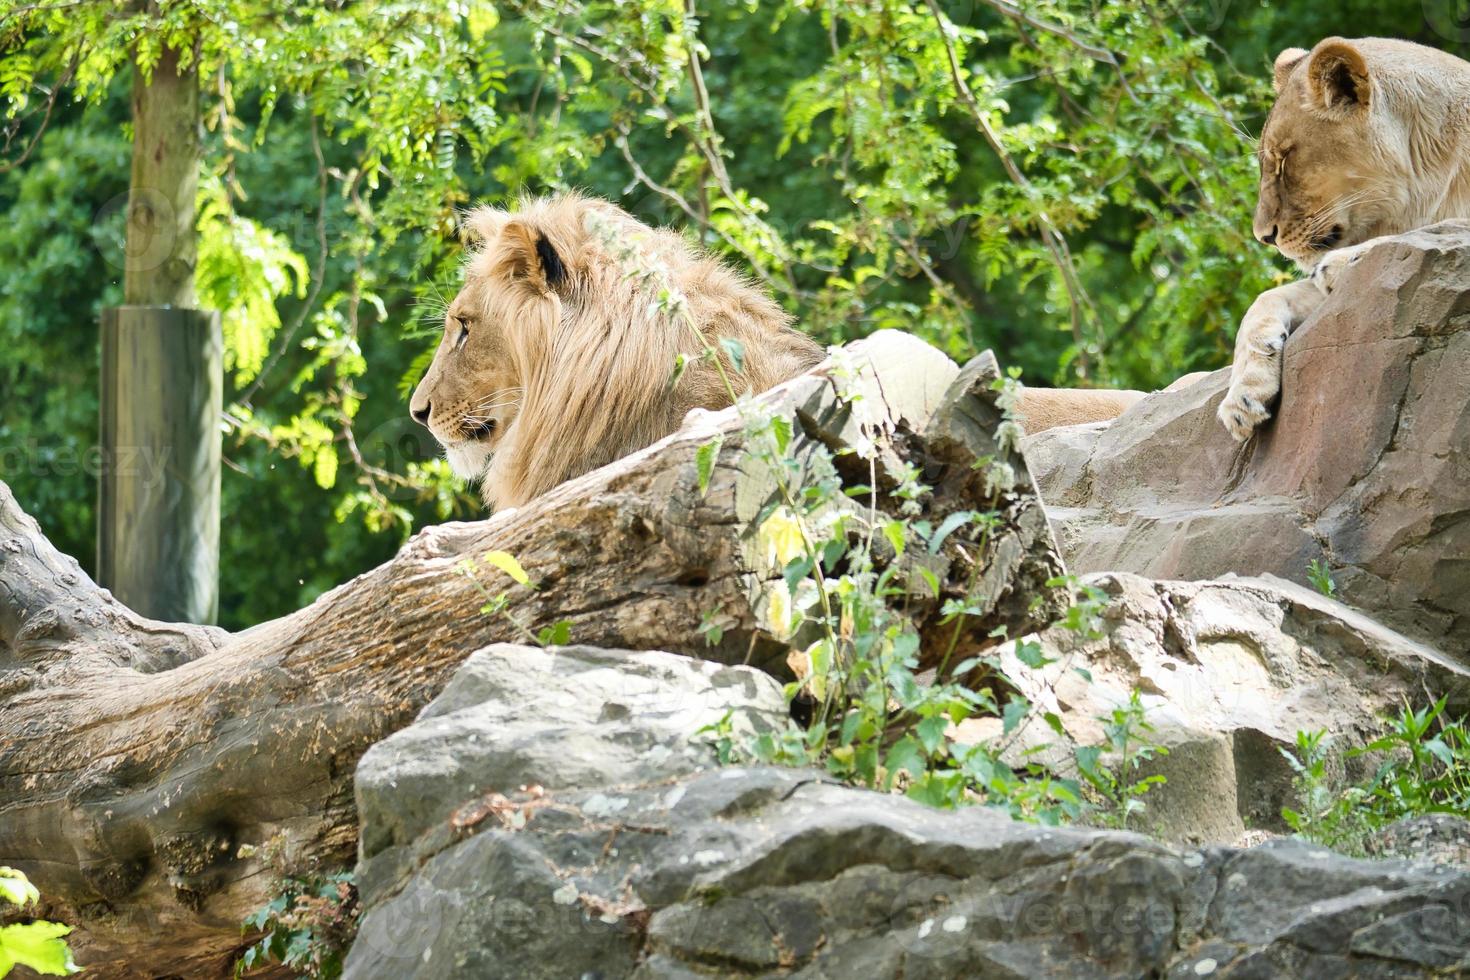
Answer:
top-left (1255, 37), bottom-right (1470, 268)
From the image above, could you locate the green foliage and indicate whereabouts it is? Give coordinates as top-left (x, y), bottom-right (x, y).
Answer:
top-left (603, 190), bottom-right (1171, 825)
top-left (0, 868), bottom-right (80, 978)
top-left (237, 871), bottom-right (358, 980)
top-left (4, 0), bottom-right (1462, 629)
top-left (459, 550), bottom-right (573, 647)
top-left (1074, 691), bottom-right (1169, 830)
top-left (1282, 699), bottom-right (1470, 855)
top-left (1306, 558), bottom-right (1337, 597)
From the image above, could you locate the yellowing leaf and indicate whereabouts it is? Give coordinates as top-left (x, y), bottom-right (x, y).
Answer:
top-left (0, 869), bottom-right (38, 908)
top-left (764, 580), bottom-right (794, 640)
top-left (312, 444), bottom-right (338, 490)
top-left (466, 1), bottom-right (499, 41)
top-left (757, 507), bottom-right (805, 571)
top-left (0, 920), bottom-right (81, 977)
top-left (483, 550), bottom-right (532, 587)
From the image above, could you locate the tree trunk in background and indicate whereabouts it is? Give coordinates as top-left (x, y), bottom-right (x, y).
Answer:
top-left (98, 36), bottom-right (220, 624)
top-left (97, 307), bottom-right (222, 624)
top-left (124, 40), bottom-right (198, 308)
top-left (1, 336), bottom-right (1067, 976)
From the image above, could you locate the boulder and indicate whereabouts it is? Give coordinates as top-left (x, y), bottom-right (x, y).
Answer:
top-left (353, 644), bottom-right (789, 904)
top-left (984, 573), bottom-right (1470, 845)
top-left (1368, 815), bottom-right (1470, 870)
top-left (344, 642), bottom-right (1470, 979)
top-left (1023, 222), bottom-right (1470, 656)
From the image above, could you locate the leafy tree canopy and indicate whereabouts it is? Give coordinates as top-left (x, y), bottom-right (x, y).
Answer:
top-left (1, 0), bottom-right (1462, 626)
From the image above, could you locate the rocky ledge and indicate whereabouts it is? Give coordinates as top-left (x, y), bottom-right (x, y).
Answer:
top-left (343, 645), bottom-right (1470, 979)
top-left (1024, 222), bottom-right (1470, 656)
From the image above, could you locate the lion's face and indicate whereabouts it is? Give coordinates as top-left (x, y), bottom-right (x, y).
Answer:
top-left (410, 208), bottom-right (572, 490)
top-left (409, 278), bottom-right (523, 482)
top-left (1254, 40), bottom-right (1390, 268)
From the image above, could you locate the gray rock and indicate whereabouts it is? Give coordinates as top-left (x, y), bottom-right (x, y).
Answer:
top-left (1022, 222), bottom-right (1470, 657)
top-left (346, 763), bottom-right (1470, 979)
top-left (978, 572), bottom-right (1470, 845)
top-left (1368, 814), bottom-right (1470, 870)
top-left (353, 644), bottom-right (789, 904)
top-left (344, 644), bottom-right (1470, 979)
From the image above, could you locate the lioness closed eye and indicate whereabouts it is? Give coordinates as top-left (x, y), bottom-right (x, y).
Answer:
top-left (1219, 36), bottom-right (1470, 441)
top-left (408, 193), bottom-right (825, 509)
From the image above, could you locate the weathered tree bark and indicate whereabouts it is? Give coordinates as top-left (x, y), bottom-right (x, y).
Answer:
top-left (124, 36), bottom-right (199, 308)
top-left (0, 334), bottom-right (1065, 977)
top-left (98, 307), bottom-right (223, 625)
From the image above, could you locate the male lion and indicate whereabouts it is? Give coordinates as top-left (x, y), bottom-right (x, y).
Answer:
top-left (409, 193), bottom-right (824, 509)
top-left (1219, 36), bottom-right (1470, 441)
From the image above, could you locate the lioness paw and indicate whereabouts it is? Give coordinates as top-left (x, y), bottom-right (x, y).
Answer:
top-left (1218, 384), bottom-right (1273, 442)
top-left (1310, 242), bottom-right (1370, 296)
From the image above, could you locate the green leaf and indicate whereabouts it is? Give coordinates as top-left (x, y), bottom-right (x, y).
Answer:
top-left (538, 620), bottom-right (572, 646)
top-left (483, 550), bottom-right (532, 587)
top-left (0, 869), bottom-right (38, 908)
top-left (918, 567), bottom-right (941, 599)
top-left (312, 443), bottom-right (338, 490)
top-left (1001, 698), bottom-right (1029, 736)
top-left (719, 337), bottom-right (746, 375)
top-left (916, 715), bottom-right (949, 755)
top-left (928, 511), bottom-right (975, 554)
top-left (1013, 639), bottom-right (1052, 669)
top-left (695, 435), bottom-right (723, 496)
top-left (881, 520), bottom-right (906, 558)
top-left (466, 0), bottom-right (499, 41)
top-left (769, 415), bottom-right (792, 455)
top-left (0, 921), bottom-right (80, 977)
top-left (884, 736), bottom-right (926, 783)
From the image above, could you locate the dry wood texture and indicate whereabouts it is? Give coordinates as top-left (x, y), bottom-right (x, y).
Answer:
top-left (98, 307), bottom-right (222, 624)
top-left (0, 333), bottom-right (1064, 976)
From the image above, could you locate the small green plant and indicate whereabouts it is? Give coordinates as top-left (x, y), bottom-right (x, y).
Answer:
top-left (591, 209), bottom-right (1166, 829)
top-left (1282, 699), bottom-right (1470, 854)
top-left (1306, 559), bottom-right (1336, 597)
top-left (0, 867), bottom-right (80, 978)
top-left (236, 871), bottom-right (358, 979)
top-left (459, 549), bottom-right (572, 646)
top-left (1075, 692), bottom-right (1169, 830)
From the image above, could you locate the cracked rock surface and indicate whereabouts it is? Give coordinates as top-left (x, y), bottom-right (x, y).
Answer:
top-left (1022, 222), bottom-right (1470, 657)
top-left (344, 644), bottom-right (1470, 979)
top-left (983, 572), bottom-right (1470, 845)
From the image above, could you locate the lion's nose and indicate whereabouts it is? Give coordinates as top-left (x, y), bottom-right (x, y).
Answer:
top-left (411, 401), bottom-right (432, 426)
top-left (1258, 224), bottom-right (1279, 246)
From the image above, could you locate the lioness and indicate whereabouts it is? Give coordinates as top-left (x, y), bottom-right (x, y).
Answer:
top-left (409, 194), bottom-right (824, 509)
top-left (1219, 36), bottom-right (1470, 441)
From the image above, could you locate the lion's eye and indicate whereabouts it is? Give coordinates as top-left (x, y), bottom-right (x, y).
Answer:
top-left (452, 318), bottom-right (470, 352)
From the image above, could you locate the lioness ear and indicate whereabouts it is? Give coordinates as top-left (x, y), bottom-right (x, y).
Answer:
top-left (1273, 47), bottom-right (1308, 92)
top-left (1306, 38), bottom-right (1370, 110)
top-left (496, 221), bottom-right (567, 295)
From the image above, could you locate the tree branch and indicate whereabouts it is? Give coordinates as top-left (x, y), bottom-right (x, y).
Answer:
top-left (925, 0), bottom-right (1100, 378)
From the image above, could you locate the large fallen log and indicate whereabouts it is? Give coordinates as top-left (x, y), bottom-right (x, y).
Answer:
top-left (0, 332), bottom-right (1065, 976)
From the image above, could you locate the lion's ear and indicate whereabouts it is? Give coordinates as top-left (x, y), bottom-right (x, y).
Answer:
top-left (495, 221), bottom-right (567, 295)
top-left (461, 205), bottom-right (508, 246)
top-left (1306, 38), bottom-right (1370, 111)
top-left (1272, 47), bottom-right (1308, 92)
